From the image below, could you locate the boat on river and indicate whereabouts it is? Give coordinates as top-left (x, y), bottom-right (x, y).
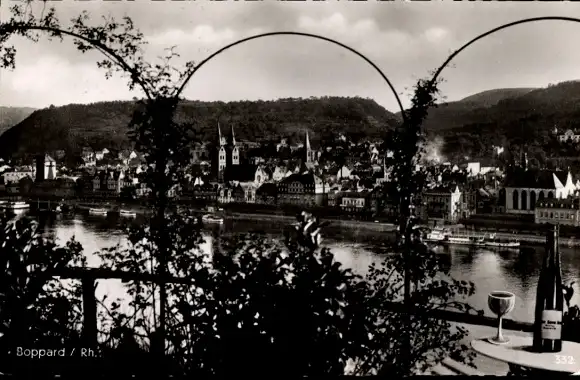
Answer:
top-left (120, 209), bottom-right (137, 218)
top-left (88, 207), bottom-right (108, 216)
top-left (3, 201), bottom-right (30, 211)
top-left (423, 227), bottom-right (482, 247)
top-left (424, 228), bottom-right (448, 244)
top-left (482, 233), bottom-right (520, 249)
top-left (447, 235), bottom-right (484, 246)
top-left (202, 214), bottom-right (224, 225)
top-left (424, 229), bottom-right (521, 249)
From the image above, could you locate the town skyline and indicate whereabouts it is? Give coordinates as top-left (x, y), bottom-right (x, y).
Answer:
top-left (2, 2), bottom-right (580, 111)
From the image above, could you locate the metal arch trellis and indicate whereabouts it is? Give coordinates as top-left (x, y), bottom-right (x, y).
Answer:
top-left (0, 22), bottom-right (410, 366)
top-left (0, 25), bottom-right (153, 100)
top-left (430, 16), bottom-right (580, 88)
top-left (4, 14), bottom-right (580, 374)
top-left (173, 31), bottom-right (407, 121)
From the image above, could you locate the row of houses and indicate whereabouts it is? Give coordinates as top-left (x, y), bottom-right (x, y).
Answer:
top-left (7, 148), bottom-right (580, 228)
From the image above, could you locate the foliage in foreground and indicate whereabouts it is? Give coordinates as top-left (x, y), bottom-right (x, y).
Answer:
top-left (0, 215), bottom-right (86, 375)
top-left (0, 1), bottom-right (482, 376)
top-left (0, 208), bottom-right (481, 377)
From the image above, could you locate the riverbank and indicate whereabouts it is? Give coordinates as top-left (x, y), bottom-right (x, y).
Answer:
top-left (74, 202), bottom-right (150, 215)
top-left (445, 229), bottom-right (580, 248)
top-left (226, 212), bottom-right (397, 232)
top-left (61, 200), bottom-right (577, 247)
top-left (72, 203), bottom-right (398, 233)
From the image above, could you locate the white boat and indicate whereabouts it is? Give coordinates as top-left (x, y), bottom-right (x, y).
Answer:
top-left (447, 236), bottom-right (473, 245)
top-left (424, 228), bottom-right (448, 243)
top-left (485, 241), bottom-right (520, 249)
top-left (88, 208), bottom-right (108, 216)
top-left (120, 209), bottom-right (137, 218)
top-left (447, 235), bottom-right (485, 247)
top-left (483, 233), bottom-right (520, 249)
top-left (202, 214), bottom-right (224, 225)
top-left (4, 201), bottom-right (30, 210)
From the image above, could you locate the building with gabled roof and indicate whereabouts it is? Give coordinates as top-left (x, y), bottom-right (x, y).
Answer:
top-left (35, 154), bottom-right (57, 182)
top-left (277, 172), bottom-right (329, 207)
top-left (502, 169), bottom-right (576, 215)
top-left (535, 197), bottom-right (580, 226)
top-left (420, 184), bottom-right (463, 224)
top-left (340, 190), bottom-right (372, 214)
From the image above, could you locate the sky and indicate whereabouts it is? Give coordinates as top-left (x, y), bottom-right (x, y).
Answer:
top-left (2, 1), bottom-right (580, 112)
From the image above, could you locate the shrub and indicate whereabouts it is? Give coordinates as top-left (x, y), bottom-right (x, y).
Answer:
top-left (0, 215), bottom-right (86, 376)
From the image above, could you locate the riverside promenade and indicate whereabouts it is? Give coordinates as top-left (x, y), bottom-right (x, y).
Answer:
top-left (444, 228), bottom-right (580, 247)
top-left (25, 196), bottom-right (579, 247)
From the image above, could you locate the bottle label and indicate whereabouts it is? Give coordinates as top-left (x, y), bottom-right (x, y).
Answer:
top-left (541, 310), bottom-right (563, 340)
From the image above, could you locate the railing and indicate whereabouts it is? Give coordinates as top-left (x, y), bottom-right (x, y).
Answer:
top-left (44, 266), bottom-right (534, 351)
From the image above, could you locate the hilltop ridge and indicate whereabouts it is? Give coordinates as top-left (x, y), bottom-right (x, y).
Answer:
top-left (0, 106), bottom-right (36, 133)
top-left (2, 80), bottom-right (580, 162)
top-left (0, 97), bottom-right (399, 157)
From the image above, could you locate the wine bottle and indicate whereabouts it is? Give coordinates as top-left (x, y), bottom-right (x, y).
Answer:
top-left (533, 225), bottom-right (564, 353)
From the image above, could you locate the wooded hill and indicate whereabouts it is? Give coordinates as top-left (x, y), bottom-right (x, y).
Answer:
top-left (420, 81), bottom-right (580, 162)
top-left (3, 80), bottom-right (580, 162)
top-left (0, 97), bottom-right (399, 158)
top-left (0, 106), bottom-right (36, 134)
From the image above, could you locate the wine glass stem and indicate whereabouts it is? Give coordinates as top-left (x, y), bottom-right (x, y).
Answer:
top-left (497, 316), bottom-right (504, 341)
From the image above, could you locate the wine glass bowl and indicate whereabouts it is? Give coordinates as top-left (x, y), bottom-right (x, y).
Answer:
top-left (488, 291), bottom-right (516, 316)
top-left (488, 291), bottom-right (516, 345)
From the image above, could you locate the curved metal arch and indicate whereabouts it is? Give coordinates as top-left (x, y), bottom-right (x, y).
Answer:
top-left (1, 24), bottom-right (152, 99)
top-left (430, 16), bottom-right (580, 86)
top-left (175, 31), bottom-right (406, 119)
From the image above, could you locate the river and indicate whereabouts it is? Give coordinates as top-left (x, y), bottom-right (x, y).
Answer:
top-left (30, 212), bottom-right (580, 374)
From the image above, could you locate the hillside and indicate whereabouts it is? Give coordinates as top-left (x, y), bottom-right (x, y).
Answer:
top-left (0, 106), bottom-right (36, 134)
top-left (457, 88), bottom-right (537, 108)
top-left (423, 81), bottom-right (580, 133)
top-left (424, 80), bottom-right (580, 162)
top-left (0, 97), bottom-right (398, 158)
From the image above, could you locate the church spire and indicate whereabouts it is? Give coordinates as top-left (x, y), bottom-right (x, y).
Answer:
top-left (231, 124), bottom-right (236, 146)
top-left (305, 130), bottom-right (312, 163)
top-left (218, 121), bottom-right (225, 146)
top-left (520, 149), bottom-right (528, 171)
top-left (383, 156), bottom-right (387, 176)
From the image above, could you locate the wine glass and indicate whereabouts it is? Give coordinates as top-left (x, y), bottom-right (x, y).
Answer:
top-left (487, 291), bottom-right (516, 344)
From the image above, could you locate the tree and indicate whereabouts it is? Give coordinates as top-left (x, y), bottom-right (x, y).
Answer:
top-left (0, 215), bottom-right (86, 376)
top-left (1, 0), bottom-right (195, 374)
top-left (1, 2), bottom-right (481, 377)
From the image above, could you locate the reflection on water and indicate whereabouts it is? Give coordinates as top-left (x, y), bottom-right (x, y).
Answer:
top-left (447, 245), bottom-right (580, 323)
top-left (33, 212), bottom-right (580, 324)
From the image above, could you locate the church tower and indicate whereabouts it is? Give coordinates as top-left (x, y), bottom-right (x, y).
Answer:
top-left (218, 122), bottom-right (227, 175)
top-left (305, 131), bottom-right (315, 163)
top-left (383, 156), bottom-right (389, 181)
top-left (231, 125), bottom-right (239, 165)
top-left (520, 150), bottom-right (528, 172)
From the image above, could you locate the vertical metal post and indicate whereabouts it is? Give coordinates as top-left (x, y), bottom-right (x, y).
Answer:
top-left (81, 275), bottom-right (98, 348)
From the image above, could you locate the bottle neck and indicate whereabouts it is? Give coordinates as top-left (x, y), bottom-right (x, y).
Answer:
top-left (553, 228), bottom-right (560, 267)
top-left (543, 229), bottom-right (557, 268)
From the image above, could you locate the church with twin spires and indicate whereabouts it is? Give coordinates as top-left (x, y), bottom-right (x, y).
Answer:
top-left (213, 121), bottom-right (319, 183)
top-left (214, 122), bottom-right (240, 182)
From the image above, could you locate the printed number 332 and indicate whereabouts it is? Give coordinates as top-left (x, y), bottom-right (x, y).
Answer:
top-left (555, 355), bottom-right (576, 365)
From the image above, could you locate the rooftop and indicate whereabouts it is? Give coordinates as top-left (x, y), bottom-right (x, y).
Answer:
top-left (504, 169), bottom-right (570, 189)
